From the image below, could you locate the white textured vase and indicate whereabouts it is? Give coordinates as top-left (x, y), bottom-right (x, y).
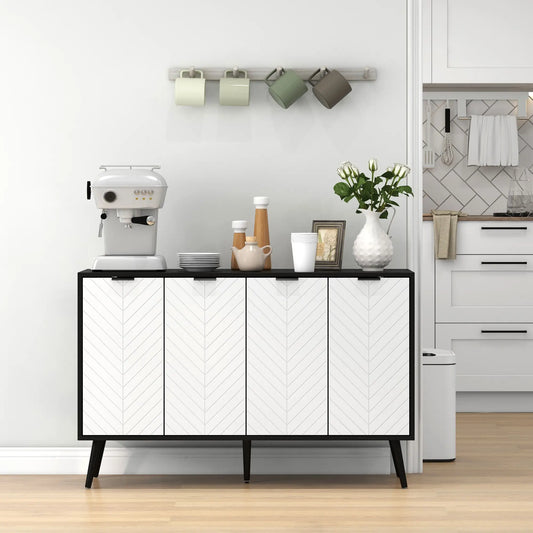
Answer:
top-left (352, 210), bottom-right (393, 271)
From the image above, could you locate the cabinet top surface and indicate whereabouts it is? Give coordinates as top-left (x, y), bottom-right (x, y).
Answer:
top-left (79, 268), bottom-right (414, 278)
top-left (423, 214), bottom-right (533, 222)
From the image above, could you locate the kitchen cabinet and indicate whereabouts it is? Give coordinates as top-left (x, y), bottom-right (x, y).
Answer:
top-left (423, 220), bottom-right (533, 398)
top-left (425, 0), bottom-right (533, 84)
top-left (81, 277), bottom-right (164, 437)
top-left (436, 254), bottom-right (533, 323)
top-left (165, 278), bottom-right (245, 436)
top-left (79, 270), bottom-right (413, 489)
top-left (247, 278), bottom-right (328, 436)
top-left (436, 324), bottom-right (533, 391)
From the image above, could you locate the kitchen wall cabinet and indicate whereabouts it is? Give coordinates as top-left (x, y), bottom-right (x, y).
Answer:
top-left (329, 278), bottom-right (410, 436)
top-left (247, 278), bottom-right (327, 436)
top-left (424, 0), bottom-right (533, 84)
top-left (165, 278), bottom-right (245, 436)
top-left (82, 277), bottom-right (164, 437)
top-left (79, 270), bottom-right (413, 489)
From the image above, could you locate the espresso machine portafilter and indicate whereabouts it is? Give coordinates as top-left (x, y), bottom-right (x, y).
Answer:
top-left (87, 165), bottom-right (168, 270)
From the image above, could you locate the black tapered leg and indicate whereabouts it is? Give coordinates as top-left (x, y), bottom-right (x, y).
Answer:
top-left (242, 439), bottom-right (251, 483)
top-left (389, 440), bottom-right (407, 488)
top-left (85, 440), bottom-right (106, 488)
top-left (93, 440), bottom-right (106, 478)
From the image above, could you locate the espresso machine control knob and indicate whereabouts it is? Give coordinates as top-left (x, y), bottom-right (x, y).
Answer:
top-left (104, 191), bottom-right (117, 203)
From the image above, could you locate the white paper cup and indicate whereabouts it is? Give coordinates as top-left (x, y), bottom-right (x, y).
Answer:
top-left (291, 232), bottom-right (318, 272)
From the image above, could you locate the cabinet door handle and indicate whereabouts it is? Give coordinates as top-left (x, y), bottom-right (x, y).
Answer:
top-left (276, 277), bottom-right (299, 281)
top-left (193, 277), bottom-right (217, 281)
top-left (481, 330), bottom-right (528, 334)
top-left (481, 226), bottom-right (527, 230)
top-left (358, 276), bottom-right (381, 280)
top-left (111, 276), bottom-right (135, 281)
top-left (481, 261), bottom-right (528, 265)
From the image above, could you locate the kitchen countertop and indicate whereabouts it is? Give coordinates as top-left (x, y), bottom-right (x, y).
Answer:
top-left (422, 214), bottom-right (533, 221)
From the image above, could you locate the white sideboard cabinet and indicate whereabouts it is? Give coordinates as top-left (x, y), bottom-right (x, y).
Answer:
top-left (79, 270), bottom-right (414, 489)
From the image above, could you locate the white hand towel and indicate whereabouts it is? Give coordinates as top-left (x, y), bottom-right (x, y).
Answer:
top-left (467, 115), bottom-right (519, 166)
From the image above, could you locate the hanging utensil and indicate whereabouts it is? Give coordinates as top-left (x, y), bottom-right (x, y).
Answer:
top-left (441, 100), bottom-right (454, 166)
top-left (423, 101), bottom-right (435, 169)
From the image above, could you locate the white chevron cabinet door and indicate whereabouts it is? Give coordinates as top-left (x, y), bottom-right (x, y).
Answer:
top-left (82, 278), bottom-right (164, 436)
top-left (368, 278), bottom-right (410, 436)
top-left (247, 278), bottom-right (328, 436)
top-left (165, 278), bottom-right (245, 436)
top-left (329, 278), bottom-right (410, 436)
top-left (329, 278), bottom-right (371, 435)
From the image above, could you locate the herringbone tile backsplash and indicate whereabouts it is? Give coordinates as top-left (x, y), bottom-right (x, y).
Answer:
top-left (423, 97), bottom-right (533, 214)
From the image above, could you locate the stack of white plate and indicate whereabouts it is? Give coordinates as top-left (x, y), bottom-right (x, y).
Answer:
top-left (178, 253), bottom-right (220, 272)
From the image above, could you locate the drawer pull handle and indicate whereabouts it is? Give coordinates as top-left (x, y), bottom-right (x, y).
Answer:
top-left (481, 261), bottom-right (528, 265)
top-left (481, 226), bottom-right (527, 230)
top-left (358, 276), bottom-right (381, 280)
top-left (111, 276), bottom-right (135, 281)
top-left (276, 277), bottom-right (299, 281)
top-left (193, 277), bottom-right (217, 281)
top-left (481, 330), bottom-right (528, 334)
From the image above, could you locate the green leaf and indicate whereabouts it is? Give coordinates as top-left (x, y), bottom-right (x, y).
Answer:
top-left (379, 210), bottom-right (389, 219)
top-left (333, 182), bottom-right (351, 198)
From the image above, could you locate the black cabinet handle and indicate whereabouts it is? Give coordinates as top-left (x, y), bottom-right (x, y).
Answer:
top-left (358, 276), bottom-right (381, 280)
top-left (481, 226), bottom-right (527, 230)
top-left (111, 276), bottom-right (135, 281)
top-left (481, 261), bottom-right (528, 265)
top-left (481, 330), bottom-right (528, 334)
top-left (193, 277), bottom-right (217, 281)
top-left (86, 181), bottom-right (91, 200)
top-left (276, 277), bottom-right (299, 281)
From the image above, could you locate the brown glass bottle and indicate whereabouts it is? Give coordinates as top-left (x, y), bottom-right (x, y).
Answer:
top-left (253, 196), bottom-right (271, 270)
top-left (231, 220), bottom-right (247, 270)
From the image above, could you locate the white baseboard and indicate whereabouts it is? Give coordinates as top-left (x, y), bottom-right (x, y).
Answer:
top-left (457, 392), bottom-right (533, 412)
top-left (0, 446), bottom-right (392, 475)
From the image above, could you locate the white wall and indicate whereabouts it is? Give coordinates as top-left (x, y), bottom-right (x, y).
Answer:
top-left (0, 0), bottom-right (411, 447)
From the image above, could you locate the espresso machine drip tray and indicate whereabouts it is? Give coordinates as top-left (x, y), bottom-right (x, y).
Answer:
top-left (92, 255), bottom-right (167, 271)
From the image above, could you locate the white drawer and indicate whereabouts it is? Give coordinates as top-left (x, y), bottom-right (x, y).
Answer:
top-left (436, 323), bottom-right (533, 391)
top-left (456, 221), bottom-right (533, 254)
top-left (436, 254), bottom-right (533, 322)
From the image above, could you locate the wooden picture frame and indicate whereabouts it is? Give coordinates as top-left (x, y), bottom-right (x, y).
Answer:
top-left (311, 220), bottom-right (346, 270)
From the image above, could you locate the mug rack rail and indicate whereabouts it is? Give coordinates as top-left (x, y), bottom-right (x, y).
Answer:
top-left (168, 66), bottom-right (377, 82)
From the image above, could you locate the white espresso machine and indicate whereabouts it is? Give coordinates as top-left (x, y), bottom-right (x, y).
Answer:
top-left (87, 165), bottom-right (168, 270)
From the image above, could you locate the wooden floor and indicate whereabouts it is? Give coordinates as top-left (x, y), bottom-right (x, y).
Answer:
top-left (1, 413), bottom-right (533, 532)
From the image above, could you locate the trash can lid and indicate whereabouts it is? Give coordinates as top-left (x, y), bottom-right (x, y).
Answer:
top-left (422, 348), bottom-right (456, 365)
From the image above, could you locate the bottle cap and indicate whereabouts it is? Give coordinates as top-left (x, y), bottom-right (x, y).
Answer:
top-left (253, 196), bottom-right (269, 208)
top-left (232, 220), bottom-right (248, 231)
top-left (246, 236), bottom-right (257, 243)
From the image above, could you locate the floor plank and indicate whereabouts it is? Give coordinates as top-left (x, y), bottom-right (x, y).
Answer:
top-left (1, 413), bottom-right (533, 532)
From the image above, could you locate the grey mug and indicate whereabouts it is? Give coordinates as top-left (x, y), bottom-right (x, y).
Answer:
top-left (308, 68), bottom-right (352, 109)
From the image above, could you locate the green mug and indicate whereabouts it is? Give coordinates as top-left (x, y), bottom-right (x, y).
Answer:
top-left (265, 68), bottom-right (308, 109)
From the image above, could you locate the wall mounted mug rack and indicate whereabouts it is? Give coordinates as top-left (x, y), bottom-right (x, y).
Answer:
top-left (168, 66), bottom-right (377, 83)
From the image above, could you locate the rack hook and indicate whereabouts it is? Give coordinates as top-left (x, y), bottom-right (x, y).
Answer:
top-left (232, 66), bottom-right (240, 79)
top-left (189, 66), bottom-right (196, 78)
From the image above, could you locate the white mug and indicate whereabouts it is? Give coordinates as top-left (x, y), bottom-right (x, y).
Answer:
top-left (175, 69), bottom-right (206, 106)
top-left (291, 233), bottom-right (318, 272)
top-left (219, 69), bottom-right (250, 106)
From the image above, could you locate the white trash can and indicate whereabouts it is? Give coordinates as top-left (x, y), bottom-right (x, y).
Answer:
top-left (422, 348), bottom-right (456, 461)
